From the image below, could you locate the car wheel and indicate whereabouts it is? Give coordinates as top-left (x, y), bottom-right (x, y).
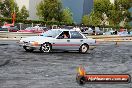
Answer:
top-left (79, 44), bottom-right (89, 53)
top-left (23, 46), bottom-right (34, 52)
top-left (40, 43), bottom-right (52, 53)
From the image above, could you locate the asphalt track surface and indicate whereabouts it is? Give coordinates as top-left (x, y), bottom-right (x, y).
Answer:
top-left (0, 41), bottom-right (132, 88)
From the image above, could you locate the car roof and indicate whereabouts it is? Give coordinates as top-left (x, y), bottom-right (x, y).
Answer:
top-left (51, 28), bottom-right (77, 32)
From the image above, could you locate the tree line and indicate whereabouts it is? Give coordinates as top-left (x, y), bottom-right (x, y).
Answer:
top-left (82, 0), bottom-right (131, 29)
top-left (0, 0), bottom-right (29, 20)
top-left (0, 0), bottom-right (131, 28)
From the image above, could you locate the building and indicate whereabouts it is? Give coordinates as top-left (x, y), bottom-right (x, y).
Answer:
top-left (15, 0), bottom-right (29, 10)
top-left (83, 0), bottom-right (93, 16)
top-left (15, 0), bottom-right (42, 20)
top-left (62, 0), bottom-right (93, 23)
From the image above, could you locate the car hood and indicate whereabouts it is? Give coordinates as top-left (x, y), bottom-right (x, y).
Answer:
top-left (20, 36), bottom-right (54, 42)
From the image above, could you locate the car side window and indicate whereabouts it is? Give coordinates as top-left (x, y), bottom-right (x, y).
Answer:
top-left (57, 31), bottom-right (70, 39)
top-left (70, 31), bottom-right (83, 39)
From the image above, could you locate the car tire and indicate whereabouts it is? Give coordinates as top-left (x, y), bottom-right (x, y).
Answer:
top-left (40, 43), bottom-right (52, 53)
top-left (23, 46), bottom-right (34, 52)
top-left (79, 44), bottom-right (89, 53)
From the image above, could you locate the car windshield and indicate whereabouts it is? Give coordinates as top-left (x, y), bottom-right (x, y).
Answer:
top-left (95, 29), bottom-right (101, 32)
top-left (10, 27), bottom-right (18, 30)
top-left (40, 30), bottom-right (62, 38)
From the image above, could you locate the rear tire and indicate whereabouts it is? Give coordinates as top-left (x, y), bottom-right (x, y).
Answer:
top-left (23, 46), bottom-right (34, 52)
top-left (79, 44), bottom-right (89, 53)
top-left (40, 43), bottom-right (52, 53)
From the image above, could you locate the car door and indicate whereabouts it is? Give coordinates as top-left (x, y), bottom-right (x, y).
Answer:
top-left (68, 31), bottom-right (84, 50)
top-left (52, 31), bottom-right (71, 50)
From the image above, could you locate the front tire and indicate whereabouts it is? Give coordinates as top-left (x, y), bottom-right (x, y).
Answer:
top-left (79, 44), bottom-right (89, 53)
top-left (40, 43), bottom-right (52, 53)
top-left (23, 46), bottom-right (34, 52)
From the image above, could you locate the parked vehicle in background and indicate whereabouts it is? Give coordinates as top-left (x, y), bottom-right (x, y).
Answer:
top-left (0, 26), bottom-right (19, 32)
top-left (82, 27), bottom-right (93, 35)
top-left (130, 31), bottom-right (132, 36)
top-left (118, 30), bottom-right (129, 36)
top-left (9, 27), bottom-right (19, 32)
top-left (18, 26), bottom-right (48, 33)
top-left (92, 27), bottom-right (104, 35)
top-left (104, 30), bottom-right (115, 35)
top-left (19, 29), bottom-right (96, 53)
top-left (62, 26), bottom-right (74, 29)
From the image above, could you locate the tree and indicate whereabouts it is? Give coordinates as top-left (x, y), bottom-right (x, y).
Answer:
top-left (115, 0), bottom-right (131, 10)
top-left (109, 0), bottom-right (131, 27)
top-left (82, 11), bottom-right (101, 26)
top-left (108, 10), bottom-right (122, 26)
top-left (18, 6), bottom-right (29, 20)
top-left (94, 0), bottom-right (112, 17)
top-left (36, 0), bottom-right (63, 21)
top-left (93, 0), bottom-right (131, 27)
top-left (115, 0), bottom-right (131, 21)
top-left (0, 0), bottom-right (2, 17)
top-left (93, 0), bottom-right (112, 26)
top-left (82, 15), bottom-right (90, 26)
top-left (0, 0), bottom-right (19, 18)
top-left (89, 11), bottom-right (101, 26)
top-left (62, 8), bottom-right (73, 25)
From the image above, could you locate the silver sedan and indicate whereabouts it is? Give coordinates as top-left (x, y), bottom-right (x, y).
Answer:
top-left (19, 29), bottom-right (96, 53)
